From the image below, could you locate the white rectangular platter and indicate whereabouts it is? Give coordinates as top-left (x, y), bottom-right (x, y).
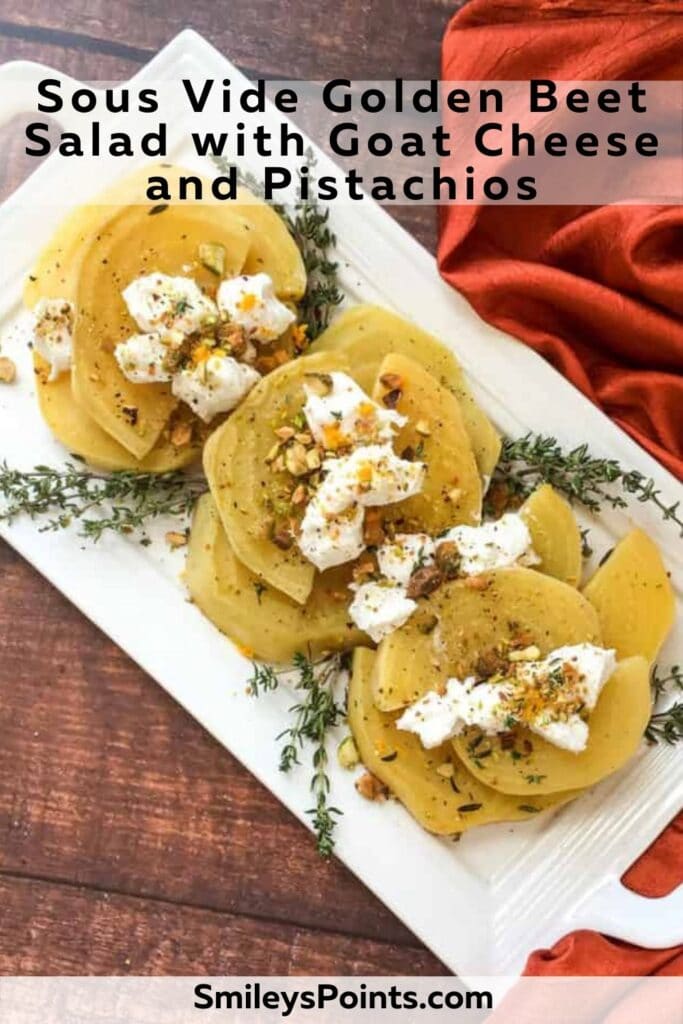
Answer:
top-left (0, 30), bottom-right (681, 979)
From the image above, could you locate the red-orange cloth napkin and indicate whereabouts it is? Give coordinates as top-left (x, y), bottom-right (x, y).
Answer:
top-left (439, 0), bottom-right (683, 479)
top-left (439, 0), bottom-right (683, 975)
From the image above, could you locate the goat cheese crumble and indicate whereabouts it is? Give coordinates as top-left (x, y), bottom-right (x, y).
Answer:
top-left (116, 271), bottom-right (295, 421)
top-left (348, 581), bottom-right (417, 643)
top-left (123, 273), bottom-right (217, 335)
top-left (217, 273), bottom-right (295, 343)
top-left (172, 354), bottom-right (261, 423)
top-left (298, 445), bottom-right (425, 571)
top-left (444, 514), bottom-right (539, 575)
top-left (303, 371), bottom-right (405, 449)
top-left (347, 515), bottom-right (537, 643)
top-left (32, 298), bottom-right (74, 380)
top-left (396, 643), bottom-right (617, 753)
top-left (113, 331), bottom-right (183, 383)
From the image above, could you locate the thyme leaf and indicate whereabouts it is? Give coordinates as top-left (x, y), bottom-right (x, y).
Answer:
top-left (211, 150), bottom-right (343, 341)
top-left (250, 651), bottom-right (348, 857)
top-left (0, 461), bottom-right (207, 540)
top-left (646, 702), bottom-right (683, 745)
top-left (651, 664), bottom-right (682, 701)
top-left (647, 664), bottom-right (683, 745)
top-left (491, 433), bottom-right (682, 535)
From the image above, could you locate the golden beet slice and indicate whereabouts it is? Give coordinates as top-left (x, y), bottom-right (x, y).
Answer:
top-left (371, 353), bottom-right (481, 531)
top-left (348, 648), bottom-right (576, 834)
top-left (519, 484), bottom-right (583, 587)
top-left (204, 351), bottom-right (349, 604)
top-left (309, 305), bottom-right (501, 481)
top-left (582, 528), bottom-right (675, 663)
top-left (452, 656), bottom-right (651, 795)
top-left (185, 494), bottom-right (364, 663)
top-left (373, 566), bottom-right (601, 712)
top-left (34, 355), bottom-right (200, 472)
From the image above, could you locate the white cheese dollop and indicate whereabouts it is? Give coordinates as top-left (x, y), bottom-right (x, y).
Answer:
top-left (303, 371), bottom-right (405, 449)
top-left (123, 273), bottom-right (217, 336)
top-left (217, 273), bottom-right (295, 343)
top-left (377, 533), bottom-right (434, 586)
top-left (32, 298), bottom-right (74, 380)
top-left (172, 354), bottom-right (260, 423)
top-left (347, 518), bottom-right (537, 643)
top-left (348, 581), bottom-right (417, 644)
top-left (397, 643), bottom-right (617, 753)
top-left (298, 446), bottom-right (425, 572)
top-left (442, 513), bottom-right (538, 575)
top-left (114, 331), bottom-right (183, 384)
top-left (314, 444), bottom-right (425, 517)
top-left (298, 502), bottom-right (365, 572)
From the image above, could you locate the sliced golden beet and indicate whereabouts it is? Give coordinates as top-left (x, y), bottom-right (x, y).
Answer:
top-left (349, 648), bottom-right (576, 834)
top-left (72, 199), bottom-right (250, 459)
top-left (24, 167), bottom-right (165, 308)
top-left (519, 484), bottom-right (583, 587)
top-left (233, 187), bottom-right (306, 299)
top-left (582, 529), bottom-right (675, 663)
top-left (185, 494), bottom-right (364, 663)
top-left (33, 355), bottom-right (200, 472)
top-left (26, 163), bottom-right (306, 463)
top-left (372, 566), bottom-right (601, 712)
top-left (204, 351), bottom-right (349, 604)
top-left (371, 353), bottom-right (481, 531)
top-left (308, 305), bottom-right (501, 481)
top-left (453, 656), bottom-right (651, 795)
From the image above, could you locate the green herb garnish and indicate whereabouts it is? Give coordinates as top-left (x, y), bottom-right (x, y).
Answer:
top-left (0, 461), bottom-right (207, 540)
top-left (249, 651), bottom-right (347, 857)
top-left (647, 664), bottom-right (683, 745)
top-left (645, 703), bottom-right (683, 745)
top-left (491, 433), bottom-right (682, 534)
top-left (212, 150), bottom-right (342, 341)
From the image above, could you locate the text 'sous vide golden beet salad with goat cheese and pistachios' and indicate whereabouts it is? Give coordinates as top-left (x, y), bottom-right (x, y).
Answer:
top-left (10, 161), bottom-right (677, 853)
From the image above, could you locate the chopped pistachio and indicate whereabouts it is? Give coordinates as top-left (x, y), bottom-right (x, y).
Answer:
top-left (285, 442), bottom-right (309, 477)
top-left (165, 530), bottom-right (188, 549)
top-left (265, 442), bottom-right (281, 464)
top-left (337, 735), bottom-right (360, 770)
top-left (509, 645), bottom-right (542, 662)
top-left (305, 448), bottom-right (321, 471)
top-left (0, 356), bottom-right (17, 383)
top-left (198, 241), bottom-right (226, 276)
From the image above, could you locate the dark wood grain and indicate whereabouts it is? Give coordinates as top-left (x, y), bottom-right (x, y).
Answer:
top-left (0, 1), bottom-right (457, 79)
top-left (0, 0), bottom-right (458, 975)
top-left (0, 876), bottom-right (444, 974)
top-left (0, 543), bottom-right (435, 950)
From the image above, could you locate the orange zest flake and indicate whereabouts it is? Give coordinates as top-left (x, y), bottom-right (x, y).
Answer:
top-left (291, 323), bottom-right (308, 350)
top-left (191, 343), bottom-right (214, 365)
top-left (322, 421), bottom-right (348, 450)
top-left (237, 292), bottom-right (258, 312)
top-left (357, 462), bottom-right (373, 484)
top-left (236, 642), bottom-right (255, 659)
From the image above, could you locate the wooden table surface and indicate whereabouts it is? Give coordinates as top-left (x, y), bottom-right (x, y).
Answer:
top-left (0, 0), bottom-right (468, 975)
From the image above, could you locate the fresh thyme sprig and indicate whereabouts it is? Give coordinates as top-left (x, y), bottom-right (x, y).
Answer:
top-left (646, 703), bottom-right (683, 745)
top-left (212, 149), bottom-right (343, 341)
top-left (651, 664), bottom-right (683, 701)
top-left (0, 461), bottom-right (207, 540)
top-left (646, 665), bottom-right (683, 746)
top-left (249, 651), bottom-right (347, 857)
top-left (492, 434), bottom-right (683, 535)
